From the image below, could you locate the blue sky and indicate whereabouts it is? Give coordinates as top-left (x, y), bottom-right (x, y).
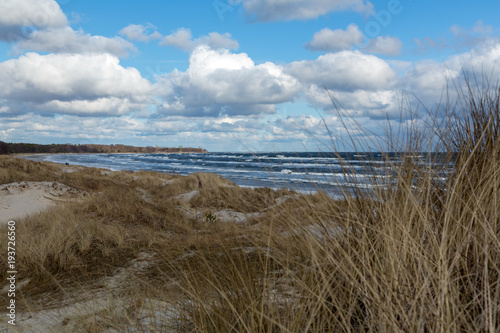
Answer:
top-left (0, 0), bottom-right (499, 151)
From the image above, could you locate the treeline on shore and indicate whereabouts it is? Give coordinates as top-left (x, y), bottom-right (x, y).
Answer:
top-left (0, 141), bottom-right (207, 155)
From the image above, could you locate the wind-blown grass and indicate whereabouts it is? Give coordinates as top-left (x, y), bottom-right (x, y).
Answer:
top-left (163, 81), bottom-right (500, 332)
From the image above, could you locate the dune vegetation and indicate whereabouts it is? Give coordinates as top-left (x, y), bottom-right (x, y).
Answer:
top-left (0, 80), bottom-right (499, 332)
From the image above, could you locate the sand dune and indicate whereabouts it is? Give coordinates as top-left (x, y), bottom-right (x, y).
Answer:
top-left (0, 181), bottom-right (86, 224)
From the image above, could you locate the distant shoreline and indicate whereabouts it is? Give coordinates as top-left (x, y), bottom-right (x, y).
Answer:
top-left (1, 141), bottom-right (208, 155)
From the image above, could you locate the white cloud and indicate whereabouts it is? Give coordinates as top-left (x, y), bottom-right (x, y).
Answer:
top-left (283, 51), bottom-right (401, 119)
top-left (0, 53), bottom-right (152, 116)
top-left (13, 26), bottom-right (136, 57)
top-left (154, 47), bottom-right (402, 120)
top-left (188, 45), bottom-right (253, 72)
top-left (447, 39), bottom-right (500, 84)
top-left (202, 32), bottom-right (240, 50)
top-left (160, 28), bottom-right (239, 52)
top-left (0, 0), bottom-right (67, 31)
top-left (159, 28), bottom-right (193, 51)
top-left (402, 40), bottom-right (500, 106)
top-left (155, 46), bottom-right (300, 116)
top-left (0, 0), bottom-right (67, 42)
top-left (0, 113), bottom-right (150, 142)
top-left (300, 84), bottom-right (400, 119)
top-left (236, 0), bottom-right (373, 22)
top-left (272, 113), bottom-right (324, 134)
top-left (119, 24), bottom-right (162, 42)
top-left (204, 117), bottom-right (263, 133)
top-left (40, 98), bottom-right (149, 116)
top-left (403, 60), bottom-right (450, 101)
top-left (2, 1), bottom-right (135, 57)
top-left (327, 89), bottom-right (400, 117)
top-left (286, 50), bottom-right (397, 91)
top-left (362, 36), bottom-right (403, 56)
top-left (305, 25), bottom-right (403, 56)
top-left (305, 24), bottom-right (364, 51)
top-left (0, 105), bottom-right (10, 114)
top-left (401, 39), bottom-right (500, 110)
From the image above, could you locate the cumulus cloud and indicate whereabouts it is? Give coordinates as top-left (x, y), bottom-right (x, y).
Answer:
top-left (0, 0), bottom-right (67, 42)
top-left (362, 36), bottom-right (403, 56)
top-left (402, 60), bottom-right (450, 101)
top-left (326, 88), bottom-right (400, 117)
top-left (286, 50), bottom-right (397, 91)
top-left (153, 46), bottom-right (402, 120)
top-left (153, 47), bottom-right (401, 120)
top-left (452, 39), bottom-right (500, 78)
top-left (283, 51), bottom-right (401, 119)
top-left (13, 26), bottom-right (136, 57)
top-left (154, 46), bottom-right (300, 116)
top-left (160, 28), bottom-right (239, 52)
top-left (0, 0), bottom-right (67, 35)
top-left (305, 24), bottom-right (364, 51)
top-left (305, 25), bottom-right (403, 56)
top-left (159, 28), bottom-right (193, 51)
top-left (119, 23), bottom-right (162, 42)
top-left (401, 38), bottom-right (500, 112)
top-left (1, 1), bottom-right (136, 57)
top-left (0, 25), bottom-right (27, 43)
top-left (0, 53), bottom-right (152, 116)
top-left (236, 0), bottom-right (373, 22)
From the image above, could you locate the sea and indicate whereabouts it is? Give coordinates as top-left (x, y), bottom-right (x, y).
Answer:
top-left (31, 152), bottom-right (448, 196)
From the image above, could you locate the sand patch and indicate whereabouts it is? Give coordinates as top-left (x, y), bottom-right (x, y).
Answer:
top-left (211, 209), bottom-right (261, 224)
top-left (0, 181), bottom-right (86, 223)
top-left (174, 190), bottom-right (199, 203)
top-left (62, 166), bottom-right (85, 174)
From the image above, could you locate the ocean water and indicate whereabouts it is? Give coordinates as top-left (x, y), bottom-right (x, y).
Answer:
top-left (37, 152), bottom-right (447, 195)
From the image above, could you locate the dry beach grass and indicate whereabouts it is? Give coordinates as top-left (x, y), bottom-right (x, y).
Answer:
top-left (0, 82), bottom-right (499, 331)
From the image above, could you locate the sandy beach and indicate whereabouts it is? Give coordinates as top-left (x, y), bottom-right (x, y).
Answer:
top-left (13, 154), bottom-right (54, 162)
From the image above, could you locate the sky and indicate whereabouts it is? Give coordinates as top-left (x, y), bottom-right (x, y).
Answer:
top-left (0, 0), bottom-right (499, 152)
